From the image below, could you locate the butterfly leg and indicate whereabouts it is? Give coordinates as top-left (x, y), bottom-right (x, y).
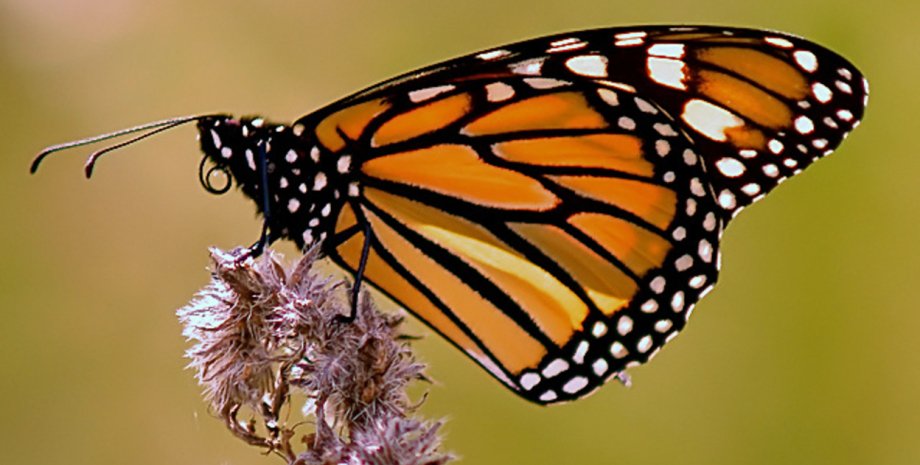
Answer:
top-left (336, 221), bottom-right (373, 324)
top-left (239, 142), bottom-right (272, 261)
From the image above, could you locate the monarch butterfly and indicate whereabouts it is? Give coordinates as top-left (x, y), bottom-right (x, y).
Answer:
top-left (33, 25), bottom-right (867, 404)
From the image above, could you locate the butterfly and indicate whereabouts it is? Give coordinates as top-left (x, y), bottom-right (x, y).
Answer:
top-left (32, 25), bottom-right (868, 404)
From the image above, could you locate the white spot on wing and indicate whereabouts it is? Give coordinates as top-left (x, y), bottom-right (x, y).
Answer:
top-left (671, 291), bottom-right (685, 312)
top-left (485, 82), bottom-right (515, 102)
top-left (614, 31), bottom-right (647, 40)
top-left (675, 255), bottom-right (693, 272)
top-left (703, 212), bottom-right (717, 231)
top-left (654, 123), bottom-right (678, 136)
top-left (573, 340), bottom-right (589, 364)
top-left (510, 58), bottom-right (546, 76)
top-left (741, 183), bottom-right (761, 196)
top-left (690, 178), bottom-right (705, 197)
top-left (655, 319), bottom-right (673, 333)
top-left (591, 321), bottom-right (607, 338)
top-left (634, 97), bottom-right (658, 114)
top-left (836, 80), bottom-right (853, 94)
top-left (592, 359), bottom-right (609, 376)
top-left (672, 226), bottom-right (686, 241)
top-left (812, 83), bottom-right (833, 103)
top-left (542, 359), bottom-right (569, 378)
top-left (768, 139), bottom-right (784, 154)
top-left (597, 88), bottom-right (619, 106)
top-left (795, 116), bottom-right (815, 134)
top-left (793, 50), bottom-right (818, 72)
top-left (520, 372), bottom-right (540, 390)
top-left (610, 341), bottom-right (628, 359)
top-left (765, 37), bottom-right (794, 48)
top-left (682, 99), bottom-right (744, 142)
top-left (648, 43), bottom-right (685, 58)
top-left (548, 37), bottom-right (587, 53)
top-left (740, 149), bottom-right (757, 159)
top-left (637, 335), bottom-right (653, 353)
top-left (699, 239), bottom-right (713, 263)
top-left (562, 376), bottom-right (589, 394)
top-left (565, 55), bottom-right (609, 78)
top-left (689, 275), bottom-right (707, 289)
top-left (715, 157), bottom-right (746, 177)
top-left (524, 77), bottom-right (569, 89)
top-left (763, 164), bottom-right (779, 177)
top-left (617, 315), bottom-right (633, 335)
top-left (477, 49), bottom-right (510, 61)
top-left (647, 57), bottom-right (687, 90)
top-left (650, 276), bottom-right (666, 294)
top-left (718, 190), bottom-right (736, 210)
top-left (337, 155), bottom-right (351, 173)
top-left (614, 38), bottom-right (644, 47)
top-left (313, 172), bottom-right (327, 190)
top-left (409, 85), bottom-right (455, 103)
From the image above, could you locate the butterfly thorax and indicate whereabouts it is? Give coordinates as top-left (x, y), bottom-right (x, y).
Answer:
top-left (197, 115), bottom-right (354, 249)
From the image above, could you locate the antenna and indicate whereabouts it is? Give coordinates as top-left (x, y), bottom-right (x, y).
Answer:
top-left (31, 114), bottom-right (223, 177)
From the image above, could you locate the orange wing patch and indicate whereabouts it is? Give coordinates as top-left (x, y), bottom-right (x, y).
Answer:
top-left (315, 98), bottom-right (390, 152)
top-left (492, 134), bottom-right (654, 177)
top-left (547, 175), bottom-right (677, 230)
top-left (336, 231), bottom-right (491, 374)
top-left (334, 203), bottom-right (358, 234)
top-left (361, 144), bottom-right (559, 210)
top-left (509, 222), bottom-right (637, 315)
top-left (361, 205), bottom-right (548, 374)
top-left (696, 69), bottom-right (792, 129)
top-left (372, 93), bottom-right (472, 147)
top-left (568, 213), bottom-right (672, 277)
top-left (365, 188), bottom-right (587, 345)
top-left (463, 92), bottom-right (607, 135)
top-left (695, 47), bottom-right (809, 100)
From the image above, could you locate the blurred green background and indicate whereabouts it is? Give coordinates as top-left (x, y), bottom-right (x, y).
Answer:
top-left (1, 0), bottom-right (916, 464)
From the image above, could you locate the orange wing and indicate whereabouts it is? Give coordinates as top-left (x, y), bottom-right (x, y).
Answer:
top-left (319, 81), bottom-right (719, 403)
top-left (290, 26), bottom-right (866, 403)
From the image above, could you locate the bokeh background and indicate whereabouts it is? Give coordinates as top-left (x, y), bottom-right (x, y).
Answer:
top-left (2, 1), bottom-right (916, 464)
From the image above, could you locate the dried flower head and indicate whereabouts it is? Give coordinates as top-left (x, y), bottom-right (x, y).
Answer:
top-left (177, 247), bottom-right (451, 465)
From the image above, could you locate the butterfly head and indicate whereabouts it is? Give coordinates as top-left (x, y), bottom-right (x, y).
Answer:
top-left (197, 115), bottom-right (279, 192)
top-left (196, 115), bottom-right (347, 248)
